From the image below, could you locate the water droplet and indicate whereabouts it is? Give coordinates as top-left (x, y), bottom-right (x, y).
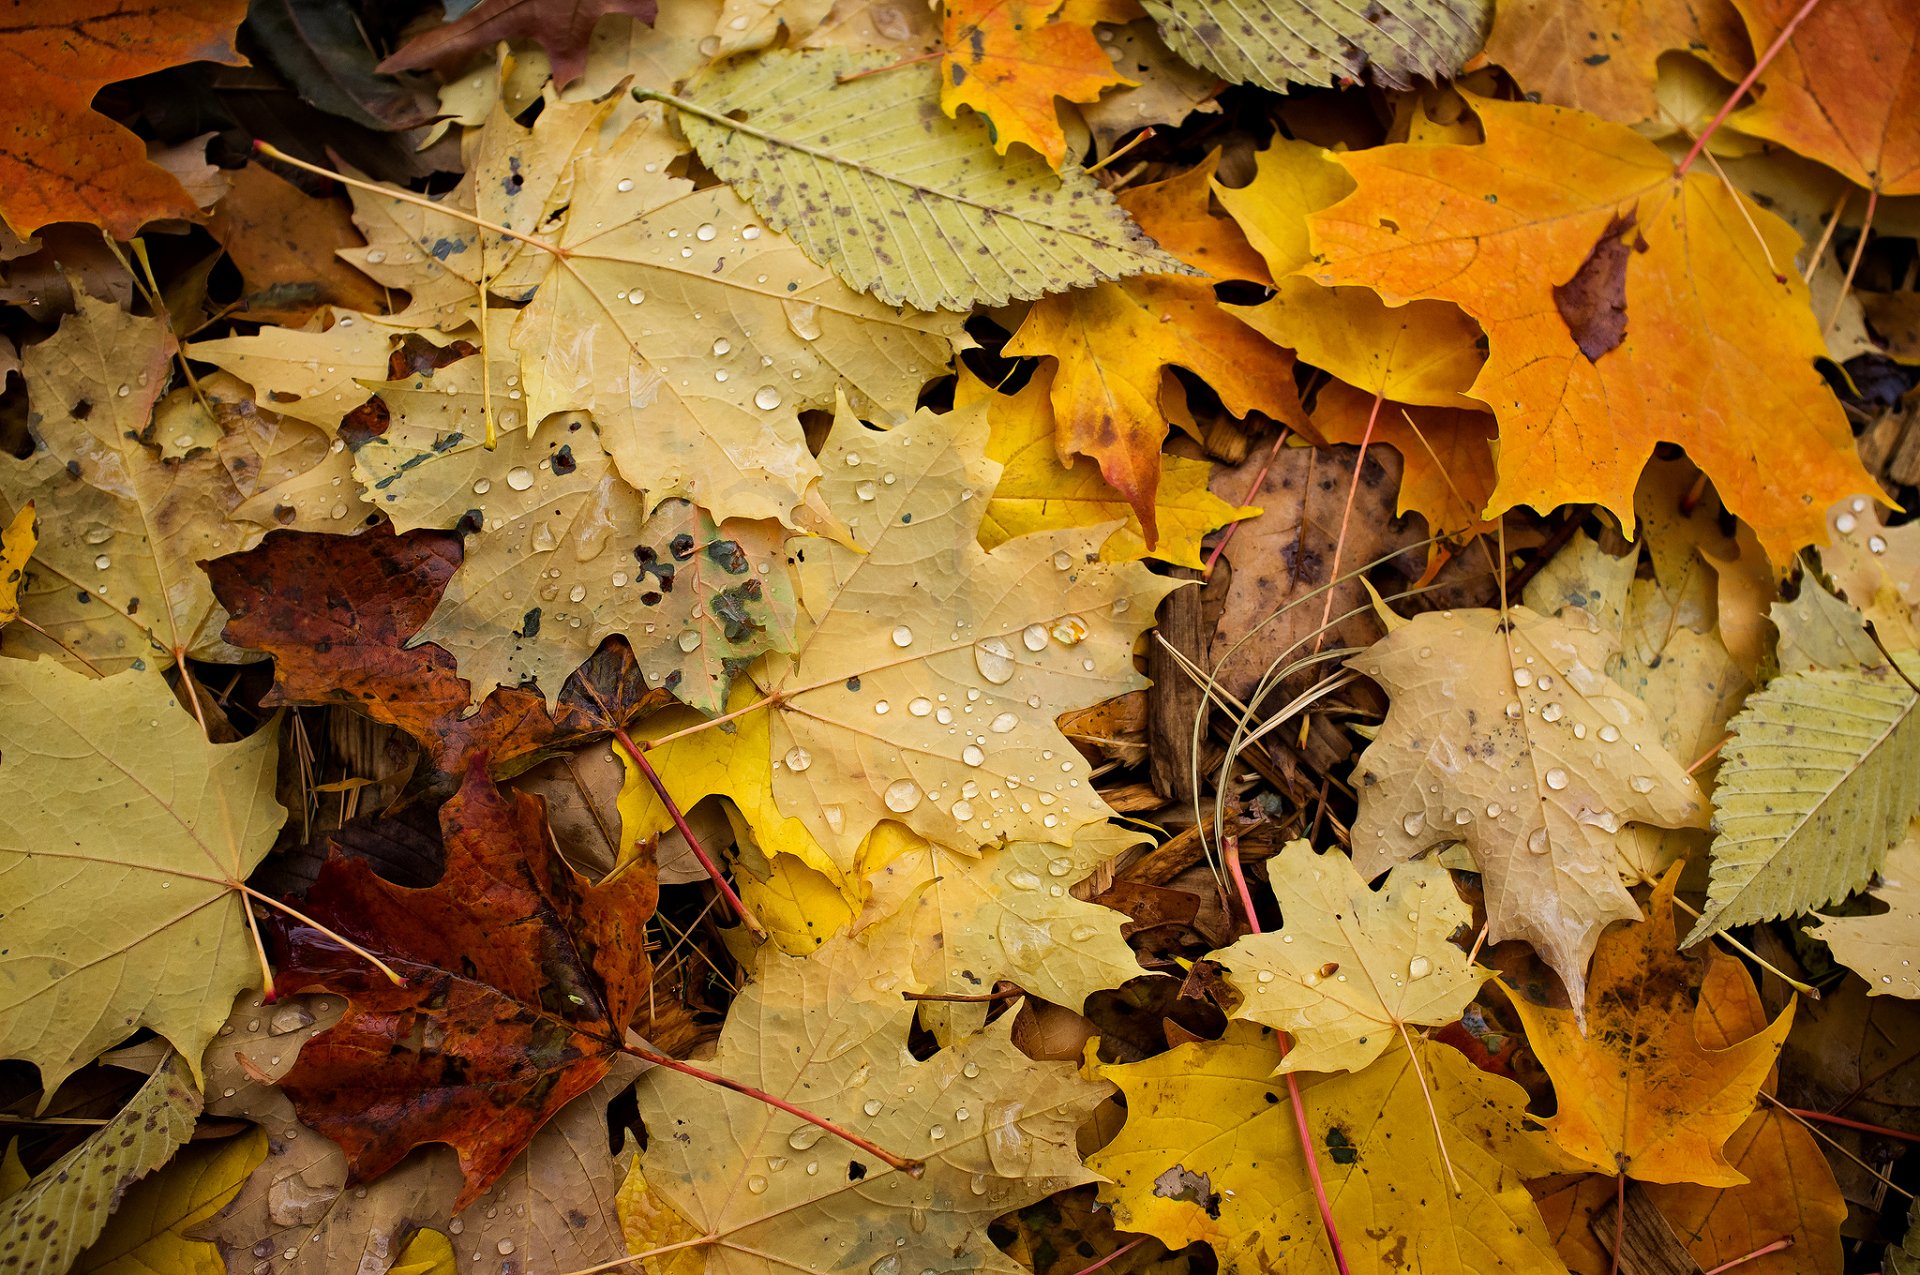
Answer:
top-left (1402, 811), bottom-right (1426, 836)
top-left (627, 290), bottom-right (645, 305)
top-left (1836, 511), bottom-right (1858, 534)
top-left (365, 249), bottom-right (387, 264)
top-left (1505, 702), bottom-right (1523, 719)
top-left (1628, 774), bottom-right (1655, 793)
top-left (1871, 534), bottom-right (1889, 554)
top-left (506, 466), bottom-right (534, 491)
top-left (1597, 724), bottom-right (1621, 743)
top-left (497, 1240), bottom-right (515, 1256)
top-left (473, 477), bottom-right (492, 495)
top-left (1513, 668), bottom-right (1533, 687)
top-left (961, 744), bottom-right (984, 767)
top-left (884, 779), bottom-right (922, 812)
top-left (1544, 767), bottom-right (1569, 790)
top-left (677, 630), bottom-right (702, 652)
top-left (746, 1175), bottom-right (769, 1194)
top-left (1540, 702), bottom-right (1563, 722)
top-left (908, 697), bottom-right (932, 716)
top-left (1486, 802), bottom-right (1502, 817)
top-left (616, 177), bottom-right (636, 192)
top-left (989, 712), bottom-right (1018, 733)
top-left (1052, 551), bottom-right (1073, 570)
top-left (870, 1258), bottom-right (902, 1275)
top-left (1006, 869), bottom-right (1042, 891)
top-left (784, 746), bottom-right (813, 771)
top-left (83, 526), bottom-right (112, 545)
top-left (951, 800), bottom-right (975, 820)
top-left (1051, 616), bottom-right (1088, 645)
top-left (755, 386), bottom-right (782, 410)
top-left (696, 223), bottom-right (717, 241)
top-left (863, 1098), bottom-right (884, 1116)
top-left (892, 624), bottom-right (913, 647)
top-left (974, 637), bottom-right (1016, 684)
top-left (1408, 955), bottom-right (1432, 979)
top-left (1453, 808), bottom-right (1473, 825)
top-left (1021, 623), bottom-right (1049, 652)
top-left (789, 1126), bottom-right (825, 1150)
top-left (329, 502), bottom-right (349, 520)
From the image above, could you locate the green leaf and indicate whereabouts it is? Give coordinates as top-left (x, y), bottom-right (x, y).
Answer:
top-left (1141, 0), bottom-right (1490, 94)
top-left (1687, 644), bottom-right (1920, 945)
top-left (0, 1053), bottom-right (201, 1275)
top-left (645, 50), bottom-right (1184, 311)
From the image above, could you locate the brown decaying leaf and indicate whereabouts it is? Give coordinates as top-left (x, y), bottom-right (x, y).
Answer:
top-left (380, 0), bottom-right (661, 89)
top-left (274, 763), bottom-right (659, 1210)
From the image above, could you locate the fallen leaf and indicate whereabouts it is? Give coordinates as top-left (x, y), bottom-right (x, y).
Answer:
top-left (631, 937), bottom-right (1111, 1273)
top-left (0, 1), bottom-right (247, 237)
top-left (1505, 866), bottom-right (1796, 1185)
top-left (1809, 821), bottom-right (1920, 998)
top-left (1347, 604), bottom-right (1708, 1007)
top-left (0, 658), bottom-right (283, 1096)
top-left (0, 504), bottom-right (35, 627)
top-left (206, 164), bottom-right (391, 326)
top-left (1308, 95), bottom-right (1879, 563)
top-left (1090, 1024), bottom-right (1569, 1273)
top-left (665, 49), bottom-right (1184, 310)
top-left (1483, 0), bottom-right (1750, 123)
top-left (1078, 20), bottom-right (1221, 156)
top-left (274, 763), bottom-right (657, 1209)
top-left (1307, 382), bottom-right (1498, 541)
top-left (1820, 494), bottom-right (1920, 651)
top-left (940, 0), bottom-right (1132, 166)
top-left (379, 0), bottom-right (661, 88)
top-left (1210, 841), bottom-right (1489, 1074)
top-left (1004, 154), bottom-right (1302, 541)
top-left (70, 1129), bottom-right (266, 1275)
top-left (1730, 0), bottom-right (1920, 196)
top-left (0, 1053), bottom-right (201, 1275)
top-left (1139, 0), bottom-right (1489, 95)
top-left (960, 366), bottom-right (1258, 569)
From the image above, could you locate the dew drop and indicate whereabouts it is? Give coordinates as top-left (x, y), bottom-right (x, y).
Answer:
top-left (1408, 955), bottom-right (1432, 979)
top-left (677, 630), bottom-right (702, 652)
top-left (1006, 869), bottom-right (1041, 890)
top-left (962, 744), bottom-right (984, 766)
top-left (473, 477), bottom-right (492, 495)
top-left (746, 1175), bottom-right (769, 1194)
top-left (989, 712), bottom-right (1018, 733)
top-left (1021, 623), bottom-right (1049, 652)
top-left (498, 1241), bottom-right (515, 1256)
top-left (784, 747), bottom-right (813, 772)
top-left (908, 697), bottom-right (932, 716)
top-left (1598, 724), bottom-right (1620, 743)
top-left (1835, 511), bottom-right (1858, 534)
top-left (856, 481), bottom-right (877, 501)
top-left (884, 779), bottom-right (922, 812)
top-left (754, 386), bottom-right (782, 410)
top-left (1628, 774), bottom-right (1655, 793)
top-left (1051, 616), bottom-right (1088, 645)
top-left (1052, 551), bottom-right (1073, 570)
top-left (696, 223), bottom-right (717, 241)
top-left (1544, 767), bottom-right (1569, 790)
top-left (1513, 668), bottom-right (1533, 688)
top-left (951, 800), bottom-right (974, 820)
top-left (627, 290), bottom-right (645, 305)
top-left (973, 636), bottom-right (1016, 684)
top-left (788, 1126), bottom-right (825, 1150)
top-left (1402, 810), bottom-right (1426, 836)
top-left (1540, 702), bottom-right (1563, 722)
top-left (506, 467), bottom-right (535, 491)
top-left (863, 1099), bottom-right (884, 1116)
top-left (616, 177), bottom-right (635, 192)
top-left (712, 338), bottom-right (732, 357)
top-left (892, 624), bottom-right (913, 647)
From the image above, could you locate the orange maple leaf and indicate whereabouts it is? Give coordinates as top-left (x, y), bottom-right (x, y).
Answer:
top-left (1505, 865), bottom-right (1796, 1186)
top-left (1483, 0), bottom-right (1752, 124)
top-left (1730, 0), bottom-right (1920, 197)
top-left (1309, 382), bottom-right (1497, 543)
top-left (1004, 154), bottom-right (1302, 545)
top-left (941, 0), bottom-right (1134, 166)
top-left (0, 1), bottom-right (248, 239)
top-left (1308, 96), bottom-right (1879, 563)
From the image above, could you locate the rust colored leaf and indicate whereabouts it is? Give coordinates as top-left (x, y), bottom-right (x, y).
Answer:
top-left (0, 0), bottom-right (248, 238)
top-left (206, 164), bottom-right (390, 326)
top-left (274, 761), bottom-right (658, 1210)
top-left (379, 0), bottom-right (659, 88)
top-left (1553, 212), bottom-right (1641, 363)
top-left (204, 524), bottom-right (670, 777)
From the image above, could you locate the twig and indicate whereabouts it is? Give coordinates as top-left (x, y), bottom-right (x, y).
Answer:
top-left (1703, 1238), bottom-right (1792, 1275)
top-left (1677, 0), bottom-right (1827, 178)
top-left (611, 726), bottom-right (765, 939)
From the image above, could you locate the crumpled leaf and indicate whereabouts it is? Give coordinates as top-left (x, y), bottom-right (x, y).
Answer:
top-left (940, 0), bottom-right (1131, 166)
top-left (1482, 0), bottom-right (1750, 124)
top-left (749, 395), bottom-right (1180, 874)
top-left (197, 997), bottom-right (639, 1275)
top-left (1210, 841), bottom-right (1489, 1074)
top-left (1686, 581), bottom-right (1920, 944)
top-left (664, 49), bottom-right (1184, 310)
top-left (1308, 95), bottom-right (1879, 563)
top-left (274, 763), bottom-right (657, 1210)
top-left (1003, 154), bottom-right (1302, 542)
top-left (0, 1053), bottom-right (201, 1275)
top-left (379, 0), bottom-right (660, 88)
top-left (1809, 821), bottom-right (1920, 998)
top-left (1348, 604), bottom-right (1708, 1008)
top-left (1730, 0), bottom-right (1920, 196)
top-left (1505, 866), bottom-right (1796, 1186)
top-left (855, 822), bottom-right (1149, 1043)
top-left (71, 1128), bottom-right (265, 1275)
top-left (962, 368), bottom-right (1259, 570)
top-left (1140, 0), bottom-right (1488, 96)
top-left (0, 1), bottom-right (247, 237)
top-left (0, 658), bottom-right (283, 1096)
top-left (0, 293), bottom-right (261, 671)
top-left (1078, 20), bottom-right (1221, 156)
top-left (632, 937), bottom-right (1110, 1274)
top-left (1091, 1024), bottom-right (1569, 1274)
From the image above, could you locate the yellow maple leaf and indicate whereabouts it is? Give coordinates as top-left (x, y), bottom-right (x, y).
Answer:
top-left (0, 502), bottom-right (34, 627)
top-left (1308, 96), bottom-right (1880, 563)
top-left (1506, 865), bottom-right (1796, 1185)
top-left (1004, 154), bottom-right (1302, 545)
top-left (941, 0), bottom-right (1134, 167)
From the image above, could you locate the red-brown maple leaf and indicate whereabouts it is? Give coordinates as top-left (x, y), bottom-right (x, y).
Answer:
top-left (205, 524), bottom-right (669, 777)
top-left (274, 763), bottom-right (658, 1209)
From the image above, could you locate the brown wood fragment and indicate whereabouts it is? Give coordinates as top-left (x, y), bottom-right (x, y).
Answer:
top-left (1148, 568), bottom-right (1206, 802)
top-left (1590, 1181), bottom-right (1705, 1275)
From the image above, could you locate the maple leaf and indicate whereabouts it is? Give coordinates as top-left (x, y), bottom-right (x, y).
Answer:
top-left (1820, 494), bottom-right (1920, 651)
top-left (744, 396), bottom-right (1180, 875)
top-left (1211, 842), bottom-right (1490, 1074)
top-left (188, 310), bottom-right (402, 433)
top-left (206, 165), bottom-right (390, 327)
top-left (631, 937), bottom-right (1110, 1274)
top-left (1308, 382), bottom-right (1499, 542)
top-left (855, 821), bottom-right (1150, 1042)
top-left (1307, 95), bottom-right (1879, 563)
top-left (1809, 822), bottom-right (1920, 998)
top-left (204, 523), bottom-right (673, 778)
top-left (274, 763), bottom-right (657, 1210)
top-left (958, 366), bottom-right (1258, 570)
top-left (0, 658), bottom-right (284, 1096)
top-left (1506, 866), bottom-right (1795, 1185)
top-left (1482, 0), bottom-right (1751, 123)
top-left (1730, 0), bottom-right (1920, 197)
top-left (656, 49), bottom-right (1185, 311)
top-left (0, 1), bottom-right (247, 238)
top-left (1004, 155), bottom-right (1302, 542)
top-left (199, 997), bottom-right (640, 1274)
top-left (379, 0), bottom-right (660, 89)
top-left (1347, 604), bottom-right (1708, 1008)
top-left (940, 0), bottom-right (1133, 167)
top-left (1090, 1024), bottom-right (1570, 1274)
top-left (0, 293), bottom-right (262, 672)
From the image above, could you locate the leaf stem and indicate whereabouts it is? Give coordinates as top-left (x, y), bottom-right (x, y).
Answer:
top-left (1702, 1238), bottom-right (1792, 1275)
top-left (623, 1040), bottom-right (924, 1174)
top-left (1223, 836), bottom-right (1351, 1275)
top-left (611, 726), bottom-right (766, 939)
top-left (237, 883), bottom-right (406, 987)
top-left (1675, 0), bottom-right (1826, 178)
top-left (1783, 1106), bottom-right (1920, 1144)
top-left (556, 1235), bottom-right (715, 1275)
